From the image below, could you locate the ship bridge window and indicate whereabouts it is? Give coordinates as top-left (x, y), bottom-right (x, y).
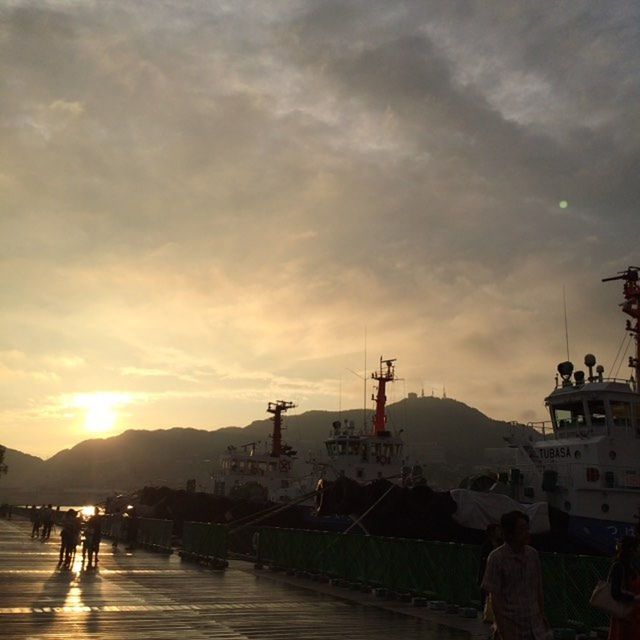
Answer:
top-left (611, 401), bottom-right (632, 428)
top-left (588, 400), bottom-right (607, 427)
top-left (348, 441), bottom-right (360, 455)
top-left (553, 402), bottom-right (587, 429)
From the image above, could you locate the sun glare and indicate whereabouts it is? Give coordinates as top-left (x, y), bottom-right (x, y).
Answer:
top-left (72, 392), bottom-right (131, 434)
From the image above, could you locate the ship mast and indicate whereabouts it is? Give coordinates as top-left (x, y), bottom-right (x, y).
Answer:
top-left (603, 266), bottom-right (640, 391)
top-left (267, 400), bottom-right (296, 456)
top-left (371, 357), bottom-right (396, 436)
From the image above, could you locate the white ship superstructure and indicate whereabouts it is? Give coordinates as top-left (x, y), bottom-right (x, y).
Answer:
top-left (321, 358), bottom-right (425, 486)
top-left (498, 267), bottom-right (640, 553)
top-left (212, 401), bottom-right (316, 503)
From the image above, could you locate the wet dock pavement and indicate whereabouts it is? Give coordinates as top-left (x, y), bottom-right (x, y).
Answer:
top-left (0, 519), bottom-right (471, 639)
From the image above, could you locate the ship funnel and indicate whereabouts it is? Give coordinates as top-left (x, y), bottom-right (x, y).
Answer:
top-left (585, 354), bottom-right (596, 381)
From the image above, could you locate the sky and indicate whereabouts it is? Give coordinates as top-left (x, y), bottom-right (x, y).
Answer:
top-left (1, 1), bottom-right (639, 458)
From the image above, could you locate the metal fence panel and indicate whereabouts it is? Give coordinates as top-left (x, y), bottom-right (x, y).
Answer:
top-left (258, 528), bottom-right (611, 629)
top-left (182, 521), bottom-right (228, 559)
top-left (137, 517), bottom-right (173, 550)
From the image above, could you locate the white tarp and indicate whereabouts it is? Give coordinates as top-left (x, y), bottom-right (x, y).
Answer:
top-left (449, 489), bottom-right (550, 534)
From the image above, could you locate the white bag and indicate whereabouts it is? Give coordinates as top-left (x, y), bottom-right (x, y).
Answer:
top-left (589, 580), bottom-right (633, 619)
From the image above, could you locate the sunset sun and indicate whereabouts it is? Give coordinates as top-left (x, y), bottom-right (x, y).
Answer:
top-left (72, 393), bottom-right (131, 434)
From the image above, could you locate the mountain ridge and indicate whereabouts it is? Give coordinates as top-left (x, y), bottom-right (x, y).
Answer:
top-left (0, 396), bottom-right (534, 502)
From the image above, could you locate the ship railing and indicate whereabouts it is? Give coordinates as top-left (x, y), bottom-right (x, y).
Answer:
top-left (545, 425), bottom-right (595, 440)
top-left (530, 422), bottom-right (639, 440)
top-left (526, 421), bottom-right (553, 439)
top-left (554, 376), bottom-right (635, 390)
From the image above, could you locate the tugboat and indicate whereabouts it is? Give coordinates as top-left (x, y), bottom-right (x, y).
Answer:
top-left (320, 358), bottom-right (424, 486)
top-left (499, 267), bottom-right (640, 554)
top-left (212, 401), bottom-right (316, 503)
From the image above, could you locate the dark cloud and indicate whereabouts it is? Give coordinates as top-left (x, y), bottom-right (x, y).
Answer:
top-left (0, 1), bottom-right (638, 454)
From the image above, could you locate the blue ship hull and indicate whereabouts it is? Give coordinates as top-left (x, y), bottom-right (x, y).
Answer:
top-left (567, 515), bottom-right (637, 556)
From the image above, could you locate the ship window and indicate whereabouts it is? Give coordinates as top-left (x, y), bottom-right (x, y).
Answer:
top-left (624, 470), bottom-right (640, 488)
top-left (553, 402), bottom-right (586, 429)
top-left (588, 400), bottom-right (607, 426)
top-left (611, 401), bottom-right (632, 427)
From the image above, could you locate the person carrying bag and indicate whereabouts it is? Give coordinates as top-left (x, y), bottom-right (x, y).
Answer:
top-left (590, 536), bottom-right (640, 640)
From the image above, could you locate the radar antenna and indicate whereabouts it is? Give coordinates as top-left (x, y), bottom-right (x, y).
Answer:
top-left (371, 357), bottom-right (396, 435)
top-left (603, 267), bottom-right (640, 391)
top-left (267, 401), bottom-right (296, 456)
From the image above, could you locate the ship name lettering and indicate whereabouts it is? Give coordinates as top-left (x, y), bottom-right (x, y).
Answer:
top-left (539, 446), bottom-right (571, 460)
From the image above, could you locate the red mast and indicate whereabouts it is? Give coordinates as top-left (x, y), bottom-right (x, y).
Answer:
top-left (267, 400), bottom-right (296, 456)
top-left (603, 267), bottom-right (640, 391)
top-left (371, 357), bottom-right (396, 435)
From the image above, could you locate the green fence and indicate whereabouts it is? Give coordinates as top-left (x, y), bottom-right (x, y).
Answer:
top-left (136, 518), bottom-right (173, 552)
top-left (11, 506), bottom-right (70, 526)
top-left (180, 521), bottom-right (228, 564)
top-left (99, 515), bottom-right (173, 553)
top-left (541, 553), bottom-right (609, 629)
top-left (99, 514), bottom-right (122, 539)
top-left (258, 528), bottom-right (610, 629)
top-left (258, 528), bottom-right (480, 601)
top-left (9, 506), bottom-right (31, 519)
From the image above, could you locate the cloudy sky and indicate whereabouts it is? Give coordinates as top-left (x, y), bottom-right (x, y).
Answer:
top-left (1, 1), bottom-right (639, 457)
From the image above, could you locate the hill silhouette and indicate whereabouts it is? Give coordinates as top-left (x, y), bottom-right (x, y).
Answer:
top-left (0, 447), bottom-right (43, 487)
top-left (0, 396), bottom-right (534, 503)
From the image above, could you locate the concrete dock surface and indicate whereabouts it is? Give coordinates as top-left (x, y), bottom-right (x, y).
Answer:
top-left (0, 518), bottom-right (475, 639)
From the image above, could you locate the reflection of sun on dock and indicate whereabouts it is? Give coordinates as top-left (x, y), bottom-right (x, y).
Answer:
top-left (0, 517), bottom-right (461, 639)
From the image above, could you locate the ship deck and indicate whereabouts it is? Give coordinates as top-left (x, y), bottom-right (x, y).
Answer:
top-left (0, 518), bottom-right (474, 639)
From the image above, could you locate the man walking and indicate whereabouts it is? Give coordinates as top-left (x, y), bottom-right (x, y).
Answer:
top-left (41, 504), bottom-right (54, 540)
top-left (481, 511), bottom-right (550, 640)
top-left (30, 505), bottom-right (41, 538)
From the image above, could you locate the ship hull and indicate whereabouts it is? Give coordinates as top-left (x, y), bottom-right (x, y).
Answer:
top-left (567, 514), bottom-right (637, 556)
